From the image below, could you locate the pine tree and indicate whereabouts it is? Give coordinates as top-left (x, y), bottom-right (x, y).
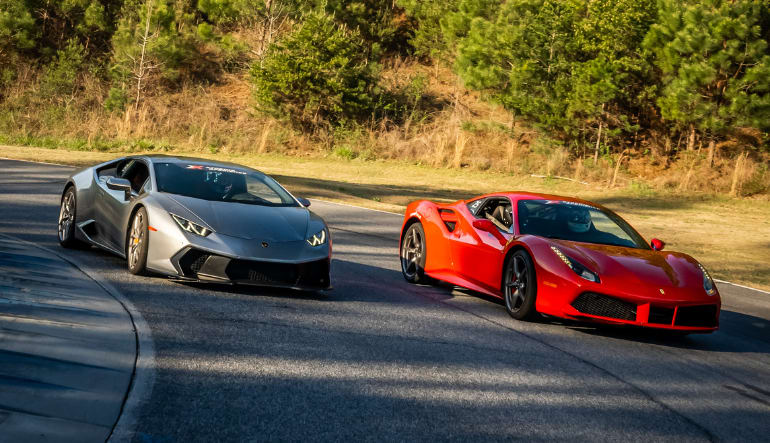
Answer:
top-left (250, 10), bottom-right (380, 129)
top-left (107, 0), bottom-right (190, 111)
top-left (644, 0), bottom-right (770, 160)
top-left (453, 0), bottom-right (583, 131)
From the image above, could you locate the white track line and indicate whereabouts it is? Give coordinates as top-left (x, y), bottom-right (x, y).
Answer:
top-left (714, 279), bottom-right (770, 296)
top-left (3, 156), bottom-right (767, 296)
top-left (309, 198), bottom-right (401, 216)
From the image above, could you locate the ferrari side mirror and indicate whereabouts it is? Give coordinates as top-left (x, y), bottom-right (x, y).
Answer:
top-left (297, 197), bottom-right (311, 207)
top-left (472, 219), bottom-right (507, 246)
top-left (106, 177), bottom-right (132, 201)
top-left (650, 238), bottom-right (665, 251)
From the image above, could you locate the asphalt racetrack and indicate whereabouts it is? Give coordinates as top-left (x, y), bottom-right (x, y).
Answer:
top-left (1, 158), bottom-right (769, 441)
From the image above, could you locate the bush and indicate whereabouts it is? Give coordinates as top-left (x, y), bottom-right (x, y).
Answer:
top-left (250, 10), bottom-right (380, 129)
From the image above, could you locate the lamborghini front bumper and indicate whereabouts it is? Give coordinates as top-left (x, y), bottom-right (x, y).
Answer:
top-left (170, 247), bottom-right (330, 290)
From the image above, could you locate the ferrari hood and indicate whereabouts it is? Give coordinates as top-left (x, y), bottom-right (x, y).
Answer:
top-left (166, 194), bottom-right (309, 241)
top-left (550, 240), bottom-right (701, 289)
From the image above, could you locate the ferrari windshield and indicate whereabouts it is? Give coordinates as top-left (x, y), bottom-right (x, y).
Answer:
top-left (153, 162), bottom-right (297, 206)
top-left (517, 199), bottom-right (647, 249)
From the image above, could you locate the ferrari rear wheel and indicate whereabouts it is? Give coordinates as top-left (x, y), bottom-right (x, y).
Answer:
top-left (401, 222), bottom-right (428, 284)
top-left (504, 250), bottom-right (537, 320)
top-left (58, 188), bottom-right (84, 248)
top-left (127, 207), bottom-right (149, 275)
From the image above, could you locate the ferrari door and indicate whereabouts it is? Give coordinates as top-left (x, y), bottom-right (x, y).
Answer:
top-left (449, 197), bottom-right (513, 294)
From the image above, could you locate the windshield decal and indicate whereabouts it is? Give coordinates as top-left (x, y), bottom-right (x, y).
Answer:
top-left (186, 165), bottom-right (247, 175)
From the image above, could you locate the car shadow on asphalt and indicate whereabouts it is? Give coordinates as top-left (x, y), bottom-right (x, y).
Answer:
top-left (563, 309), bottom-right (770, 353)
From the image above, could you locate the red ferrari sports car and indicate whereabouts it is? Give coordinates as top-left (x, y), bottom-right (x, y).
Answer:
top-left (399, 192), bottom-right (720, 333)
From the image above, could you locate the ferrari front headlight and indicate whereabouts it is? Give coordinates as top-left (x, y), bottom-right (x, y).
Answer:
top-left (551, 246), bottom-right (600, 283)
top-left (697, 262), bottom-right (717, 296)
top-left (171, 214), bottom-right (212, 237)
top-left (307, 229), bottom-right (327, 247)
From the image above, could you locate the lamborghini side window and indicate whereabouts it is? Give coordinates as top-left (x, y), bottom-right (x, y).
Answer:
top-left (120, 160), bottom-right (150, 193)
top-left (97, 160), bottom-right (121, 179)
top-left (140, 177), bottom-right (152, 195)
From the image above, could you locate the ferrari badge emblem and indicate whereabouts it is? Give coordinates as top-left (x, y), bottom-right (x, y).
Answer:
top-left (659, 289), bottom-right (665, 295)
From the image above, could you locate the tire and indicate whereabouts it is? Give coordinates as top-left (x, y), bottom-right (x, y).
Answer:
top-left (58, 187), bottom-right (84, 248)
top-left (127, 207), bottom-right (150, 275)
top-left (503, 249), bottom-right (538, 320)
top-left (400, 222), bottom-right (428, 284)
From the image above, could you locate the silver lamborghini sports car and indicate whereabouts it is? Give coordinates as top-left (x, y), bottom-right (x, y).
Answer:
top-left (57, 155), bottom-right (331, 290)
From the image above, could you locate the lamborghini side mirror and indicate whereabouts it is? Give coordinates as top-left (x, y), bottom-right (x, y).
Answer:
top-left (650, 238), bottom-right (665, 251)
top-left (297, 197), bottom-right (311, 207)
top-left (106, 177), bottom-right (132, 201)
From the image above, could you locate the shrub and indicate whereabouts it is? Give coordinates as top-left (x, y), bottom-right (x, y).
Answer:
top-left (250, 10), bottom-right (380, 130)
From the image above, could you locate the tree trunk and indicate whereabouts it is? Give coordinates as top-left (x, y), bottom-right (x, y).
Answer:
top-left (134, 0), bottom-right (154, 113)
top-left (730, 152), bottom-right (747, 196)
top-left (593, 119), bottom-right (603, 164)
top-left (507, 113), bottom-right (517, 171)
top-left (706, 138), bottom-right (716, 167)
top-left (686, 124), bottom-right (696, 151)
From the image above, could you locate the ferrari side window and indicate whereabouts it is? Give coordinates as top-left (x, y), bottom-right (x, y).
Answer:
top-left (467, 199), bottom-right (483, 214)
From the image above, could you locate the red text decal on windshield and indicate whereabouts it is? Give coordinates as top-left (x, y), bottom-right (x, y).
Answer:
top-left (186, 165), bottom-right (246, 175)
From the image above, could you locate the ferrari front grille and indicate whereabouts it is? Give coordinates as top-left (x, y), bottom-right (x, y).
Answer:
top-left (571, 292), bottom-right (637, 321)
top-left (649, 306), bottom-right (675, 325)
top-left (674, 305), bottom-right (718, 327)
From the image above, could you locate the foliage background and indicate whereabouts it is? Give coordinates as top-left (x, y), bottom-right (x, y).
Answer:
top-left (1, 0), bottom-right (769, 196)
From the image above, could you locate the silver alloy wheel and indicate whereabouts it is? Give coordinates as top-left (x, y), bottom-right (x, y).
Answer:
top-left (128, 211), bottom-right (145, 269)
top-left (401, 226), bottom-right (423, 278)
top-left (58, 192), bottom-right (74, 241)
top-left (505, 255), bottom-right (528, 312)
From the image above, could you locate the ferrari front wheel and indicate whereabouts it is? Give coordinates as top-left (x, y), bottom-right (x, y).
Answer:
top-left (127, 207), bottom-right (149, 275)
top-left (503, 250), bottom-right (537, 320)
top-left (401, 222), bottom-right (428, 284)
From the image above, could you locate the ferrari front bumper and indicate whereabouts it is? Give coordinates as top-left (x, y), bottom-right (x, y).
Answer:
top-left (564, 291), bottom-right (719, 332)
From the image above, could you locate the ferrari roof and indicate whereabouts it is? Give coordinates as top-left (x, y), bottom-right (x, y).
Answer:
top-left (474, 191), bottom-right (610, 210)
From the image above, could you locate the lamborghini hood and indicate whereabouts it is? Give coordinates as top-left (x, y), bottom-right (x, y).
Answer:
top-left (166, 194), bottom-right (309, 241)
top-left (550, 239), bottom-right (702, 290)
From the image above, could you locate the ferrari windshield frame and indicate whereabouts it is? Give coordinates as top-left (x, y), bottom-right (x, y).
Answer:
top-left (517, 199), bottom-right (649, 249)
top-left (153, 162), bottom-right (299, 207)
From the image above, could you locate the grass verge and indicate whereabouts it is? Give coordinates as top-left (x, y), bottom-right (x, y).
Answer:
top-left (3, 144), bottom-right (769, 292)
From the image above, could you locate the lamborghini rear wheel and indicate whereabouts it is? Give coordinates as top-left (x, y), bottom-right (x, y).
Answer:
top-left (401, 222), bottom-right (428, 284)
top-left (127, 207), bottom-right (149, 275)
top-left (503, 250), bottom-right (537, 320)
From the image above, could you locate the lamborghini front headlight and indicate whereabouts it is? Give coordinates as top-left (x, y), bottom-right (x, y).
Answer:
top-left (171, 214), bottom-right (212, 237)
top-left (307, 229), bottom-right (327, 247)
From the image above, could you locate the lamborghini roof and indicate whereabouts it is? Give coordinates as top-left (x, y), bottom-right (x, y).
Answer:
top-left (132, 155), bottom-right (263, 173)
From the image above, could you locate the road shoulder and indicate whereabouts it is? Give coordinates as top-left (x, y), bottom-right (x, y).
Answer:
top-left (0, 235), bottom-right (139, 442)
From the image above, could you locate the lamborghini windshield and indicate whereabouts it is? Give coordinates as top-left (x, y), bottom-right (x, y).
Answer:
top-left (153, 162), bottom-right (298, 207)
top-left (517, 199), bottom-right (647, 249)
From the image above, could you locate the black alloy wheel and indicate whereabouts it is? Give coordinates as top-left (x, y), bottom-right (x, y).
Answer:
top-left (58, 188), bottom-right (83, 248)
top-left (504, 250), bottom-right (538, 320)
top-left (401, 222), bottom-right (428, 284)
top-left (127, 207), bottom-right (150, 275)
